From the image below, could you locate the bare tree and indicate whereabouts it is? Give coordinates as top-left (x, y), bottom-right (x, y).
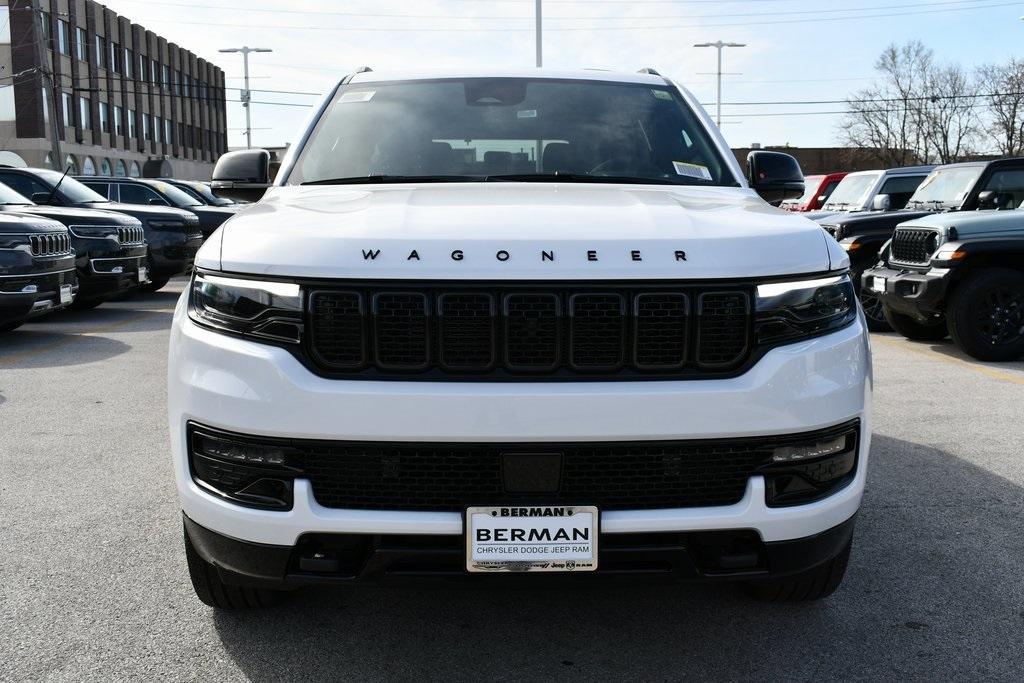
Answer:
top-left (919, 64), bottom-right (981, 163)
top-left (977, 58), bottom-right (1024, 156)
top-left (840, 41), bottom-right (933, 166)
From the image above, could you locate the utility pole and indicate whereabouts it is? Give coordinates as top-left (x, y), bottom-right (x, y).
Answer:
top-left (27, 1), bottom-right (62, 168)
top-left (535, 0), bottom-right (542, 67)
top-left (693, 40), bottom-right (746, 127)
top-left (218, 46), bottom-right (272, 149)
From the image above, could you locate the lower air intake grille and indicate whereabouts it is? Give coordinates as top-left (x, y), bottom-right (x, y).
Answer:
top-left (308, 284), bottom-right (753, 379)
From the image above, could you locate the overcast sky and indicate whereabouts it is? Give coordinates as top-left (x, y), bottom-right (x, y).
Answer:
top-left (97, 0), bottom-right (1024, 150)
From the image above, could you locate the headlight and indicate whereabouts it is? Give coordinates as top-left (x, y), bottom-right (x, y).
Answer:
top-left (188, 270), bottom-right (304, 343)
top-left (755, 274), bottom-right (857, 344)
top-left (147, 219), bottom-right (185, 230)
top-left (0, 235), bottom-right (30, 249)
top-left (68, 225), bottom-right (119, 238)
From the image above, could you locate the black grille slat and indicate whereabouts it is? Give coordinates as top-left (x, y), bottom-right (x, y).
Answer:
top-left (372, 292), bottom-right (430, 370)
top-left (634, 293), bottom-right (689, 369)
top-left (504, 293), bottom-right (561, 371)
top-left (29, 233), bottom-right (71, 257)
top-left (307, 285), bottom-right (753, 378)
top-left (891, 228), bottom-right (938, 264)
top-left (569, 293), bottom-right (626, 370)
top-left (438, 293), bottom-right (495, 370)
top-left (696, 292), bottom-right (750, 368)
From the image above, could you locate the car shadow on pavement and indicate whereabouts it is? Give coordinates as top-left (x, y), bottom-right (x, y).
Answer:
top-left (0, 331), bottom-right (133, 368)
top-left (208, 435), bottom-right (1024, 681)
top-left (923, 342), bottom-right (1024, 373)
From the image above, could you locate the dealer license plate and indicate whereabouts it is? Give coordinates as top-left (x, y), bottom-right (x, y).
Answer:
top-left (59, 285), bottom-right (73, 305)
top-left (465, 505), bottom-right (598, 573)
top-left (138, 266), bottom-right (149, 283)
top-left (871, 276), bottom-right (886, 293)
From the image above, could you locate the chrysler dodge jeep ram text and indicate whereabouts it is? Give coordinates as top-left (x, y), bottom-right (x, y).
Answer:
top-left (0, 213), bottom-right (76, 331)
top-left (0, 168), bottom-right (203, 292)
top-left (169, 69), bottom-right (872, 608)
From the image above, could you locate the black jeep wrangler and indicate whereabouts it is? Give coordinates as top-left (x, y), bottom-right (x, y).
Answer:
top-left (819, 158), bottom-right (1024, 331)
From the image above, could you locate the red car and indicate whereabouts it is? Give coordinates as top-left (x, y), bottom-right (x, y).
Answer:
top-left (781, 172), bottom-right (847, 212)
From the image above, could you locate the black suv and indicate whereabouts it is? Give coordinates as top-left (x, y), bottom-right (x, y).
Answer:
top-left (0, 168), bottom-right (202, 291)
top-left (79, 177), bottom-right (239, 240)
top-left (0, 213), bottom-right (77, 331)
top-left (818, 158), bottom-right (1024, 330)
top-left (0, 181), bottom-right (148, 309)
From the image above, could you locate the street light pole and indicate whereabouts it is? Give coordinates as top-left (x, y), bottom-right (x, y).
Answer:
top-left (218, 46), bottom-right (273, 149)
top-left (535, 0), bottom-right (542, 67)
top-left (693, 40), bottom-right (746, 127)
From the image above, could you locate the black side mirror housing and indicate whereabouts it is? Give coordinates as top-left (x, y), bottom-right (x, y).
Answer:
top-left (31, 191), bottom-right (53, 205)
top-left (212, 149), bottom-right (272, 203)
top-left (977, 190), bottom-right (1002, 209)
top-left (747, 151), bottom-right (805, 206)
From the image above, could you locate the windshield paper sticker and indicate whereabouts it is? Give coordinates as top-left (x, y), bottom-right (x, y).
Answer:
top-left (651, 89), bottom-right (673, 100)
top-left (339, 91), bottom-right (375, 104)
top-left (673, 161), bottom-right (712, 180)
top-left (517, 109), bottom-right (538, 118)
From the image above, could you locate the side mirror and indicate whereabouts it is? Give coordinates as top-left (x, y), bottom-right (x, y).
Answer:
top-left (747, 151), bottom-right (804, 206)
top-left (977, 190), bottom-right (1002, 209)
top-left (871, 194), bottom-right (892, 211)
top-left (31, 191), bottom-right (54, 205)
top-left (212, 149), bottom-right (271, 203)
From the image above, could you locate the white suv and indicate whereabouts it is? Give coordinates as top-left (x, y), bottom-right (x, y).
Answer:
top-left (168, 68), bottom-right (871, 608)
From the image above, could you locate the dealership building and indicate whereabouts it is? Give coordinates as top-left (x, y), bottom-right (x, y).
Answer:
top-left (0, 0), bottom-right (227, 179)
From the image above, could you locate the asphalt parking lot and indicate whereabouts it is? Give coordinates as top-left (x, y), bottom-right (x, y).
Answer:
top-left (2, 277), bottom-right (1023, 681)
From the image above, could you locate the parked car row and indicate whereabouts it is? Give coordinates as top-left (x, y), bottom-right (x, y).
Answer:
top-left (811, 157), bottom-right (1024, 361)
top-left (0, 166), bottom-right (242, 332)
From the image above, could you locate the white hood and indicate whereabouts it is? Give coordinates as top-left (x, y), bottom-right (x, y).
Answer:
top-left (208, 183), bottom-right (835, 280)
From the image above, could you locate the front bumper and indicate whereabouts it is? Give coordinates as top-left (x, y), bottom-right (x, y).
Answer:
top-left (185, 511), bottom-right (857, 587)
top-left (0, 252), bottom-right (78, 321)
top-left (169, 284), bottom-right (872, 547)
top-left (149, 231), bottom-right (202, 277)
top-left (861, 264), bottom-right (950, 319)
top-left (77, 249), bottom-right (147, 300)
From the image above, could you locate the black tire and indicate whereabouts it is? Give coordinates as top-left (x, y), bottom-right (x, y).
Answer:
top-left (183, 525), bottom-right (288, 609)
top-left (882, 306), bottom-right (948, 341)
top-left (853, 268), bottom-right (891, 332)
top-left (69, 298), bottom-right (103, 311)
top-left (744, 539), bottom-right (852, 602)
top-left (946, 268), bottom-right (1024, 362)
top-left (141, 276), bottom-right (171, 293)
top-left (0, 320), bottom-right (25, 333)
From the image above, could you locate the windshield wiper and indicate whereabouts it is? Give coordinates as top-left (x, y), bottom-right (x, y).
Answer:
top-left (483, 173), bottom-right (698, 186)
top-left (301, 175), bottom-right (479, 186)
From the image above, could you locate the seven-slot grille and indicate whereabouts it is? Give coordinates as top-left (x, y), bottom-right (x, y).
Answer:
top-left (890, 227), bottom-right (939, 265)
top-left (117, 226), bottom-right (145, 245)
top-left (308, 285), bottom-right (752, 378)
top-left (29, 232), bottom-right (71, 256)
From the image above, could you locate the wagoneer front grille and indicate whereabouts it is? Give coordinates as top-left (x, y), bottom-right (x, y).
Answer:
top-left (307, 283), bottom-right (753, 379)
top-left (117, 226), bottom-right (145, 245)
top-left (890, 228), bottom-right (939, 265)
top-left (29, 233), bottom-right (71, 257)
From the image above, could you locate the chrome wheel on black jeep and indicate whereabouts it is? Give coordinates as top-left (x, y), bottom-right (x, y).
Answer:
top-left (948, 268), bottom-right (1024, 362)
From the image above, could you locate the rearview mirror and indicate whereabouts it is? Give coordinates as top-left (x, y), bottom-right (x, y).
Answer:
top-left (747, 151), bottom-right (804, 206)
top-left (212, 149), bottom-right (271, 203)
top-left (871, 194), bottom-right (891, 211)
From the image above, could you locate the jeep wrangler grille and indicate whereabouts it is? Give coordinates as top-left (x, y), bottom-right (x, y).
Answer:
top-left (307, 284), bottom-right (753, 379)
top-left (891, 228), bottom-right (939, 265)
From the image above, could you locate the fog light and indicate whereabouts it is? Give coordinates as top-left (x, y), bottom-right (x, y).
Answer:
top-left (195, 432), bottom-right (288, 466)
top-left (771, 435), bottom-right (846, 463)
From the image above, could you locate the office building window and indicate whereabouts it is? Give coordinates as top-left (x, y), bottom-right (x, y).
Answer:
top-left (95, 36), bottom-right (106, 68)
top-left (129, 161), bottom-right (140, 178)
top-left (164, 118), bottom-right (173, 144)
top-left (142, 113), bottom-right (151, 141)
top-left (110, 42), bottom-right (119, 73)
top-left (124, 48), bottom-right (134, 78)
top-left (99, 102), bottom-right (109, 133)
top-left (164, 65), bottom-right (172, 90)
top-left (127, 108), bottom-right (136, 138)
top-left (101, 158), bottom-right (112, 175)
top-left (41, 87), bottom-right (49, 122)
top-left (61, 92), bottom-right (73, 126)
top-left (75, 27), bottom-right (88, 62)
top-left (57, 20), bottom-right (70, 55)
top-left (115, 159), bottom-right (127, 177)
top-left (152, 60), bottom-right (160, 85)
top-left (139, 54), bottom-right (148, 82)
top-left (79, 97), bottom-right (91, 130)
top-left (113, 105), bottom-right (123, 135)
top-left (81, 156), bottom-right (96, 176)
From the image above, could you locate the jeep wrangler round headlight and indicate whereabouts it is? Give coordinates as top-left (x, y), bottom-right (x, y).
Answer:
top-left (754, 274), bottom-right (857, 344)
top-left (188, 270), bottom-right (304, 343)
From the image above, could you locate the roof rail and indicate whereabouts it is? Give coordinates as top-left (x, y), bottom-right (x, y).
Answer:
top-left (638, 67), bottom-right (661, 76)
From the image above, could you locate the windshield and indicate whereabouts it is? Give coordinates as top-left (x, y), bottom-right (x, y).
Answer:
top-left (36, 169), bottom-right (109, 204)
top-left (289, 78), bottom-right (736, 186)
top-left (822, 173), bottom-right (879, 210)
top-left (0, 182), bottom-right (32, 205)
top-left (150, 181), bottom-right (203, 208)
top-left (180, 181), bottom-right (233, 206)
top-left (907, 166), bottom-right (983, 208)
